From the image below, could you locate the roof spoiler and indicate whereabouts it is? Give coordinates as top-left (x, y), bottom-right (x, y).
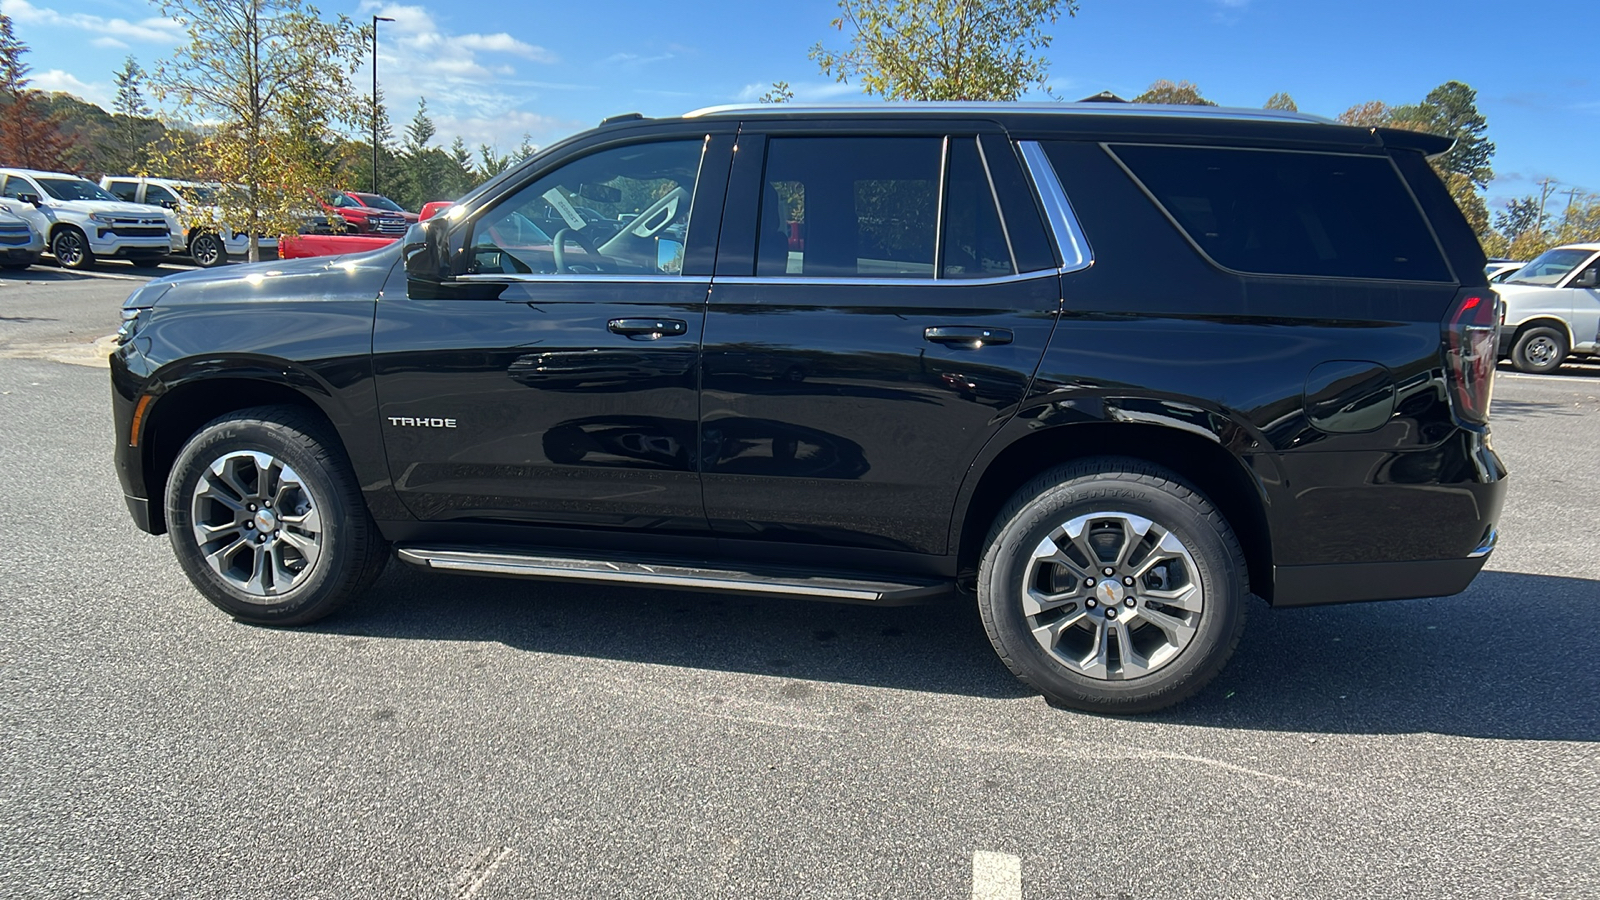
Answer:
top-left (1374, 127), bottom-right (1455, 160)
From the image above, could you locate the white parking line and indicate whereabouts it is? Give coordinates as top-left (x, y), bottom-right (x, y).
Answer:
top-left (1497, 371), bottom-right (1600, 384)
top-left (972, 850), bottom-right (1022, 900)
top-left (450, 845), bottom-right (513, 900)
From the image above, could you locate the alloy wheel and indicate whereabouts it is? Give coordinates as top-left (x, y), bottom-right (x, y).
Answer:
top-left (1022, 512), bottom-right (1204, 680)
top-left (189, 450), bottom-right (324, 600)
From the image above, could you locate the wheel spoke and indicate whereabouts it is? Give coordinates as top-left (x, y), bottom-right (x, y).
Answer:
top-left (1075, 620), bottom-right (1111, 679)
top-left (1030, 605), bottom-right (1088, 650)
top-left (190, 450), bottom-right (325, 603)
top-left (1143, 582), bottom-right (1202, 612)
top-left (1134, 605), bottom-right (1197, 644)
top-left (244, 543), bottom-right (273, 594)
top-left (279, 528), bottom-right (319, 562)
top-left (1111, 620), bottom-right (1150, 678)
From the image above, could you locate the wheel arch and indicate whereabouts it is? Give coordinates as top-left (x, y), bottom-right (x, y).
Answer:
top-left (48, 221), bottom-right (87, 244)
top-left (1506, 316), bottom-right (1573, 348)
top-left (955, 421), bottom-right (1276, 602)
top-left (136, 366), bottom-right (347, 534)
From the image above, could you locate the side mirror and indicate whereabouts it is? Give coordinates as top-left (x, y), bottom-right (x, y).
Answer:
top-left (656, 238), bottom-right (684, 274)
top-left (16, 192), bottom-right (41, 207)
top-left (1573, 267), bottom-right (1599, 289)
top-left (159, 200), bottom-right (180, 210)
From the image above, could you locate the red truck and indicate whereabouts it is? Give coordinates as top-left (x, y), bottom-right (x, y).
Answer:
top-left (280, 201), bottom-right (450, 260)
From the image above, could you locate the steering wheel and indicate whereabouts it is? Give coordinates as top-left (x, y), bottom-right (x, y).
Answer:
top-left (597, 186), bottom-right (689, 256)
top-left (552, 226), bottom-right (606, 274)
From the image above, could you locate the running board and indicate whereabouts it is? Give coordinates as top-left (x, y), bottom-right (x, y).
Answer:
top-left (395, 547), bottom-right (950, 605)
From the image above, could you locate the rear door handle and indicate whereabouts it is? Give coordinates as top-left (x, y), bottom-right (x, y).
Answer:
top-left (924, 326), bottom-right (1013, 347)
top-left (608, 318), bottom-right (688, 340)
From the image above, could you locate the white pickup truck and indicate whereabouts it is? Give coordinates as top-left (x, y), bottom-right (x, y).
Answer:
top-left (1496, 243), bottom-right (1600, 373)
top-left (101, 176), bottom-right (276, 268)
top-left (0, 168), bottom-right (181, 270)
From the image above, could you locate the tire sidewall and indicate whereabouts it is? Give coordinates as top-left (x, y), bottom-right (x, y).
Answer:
top-left (980, 474), bottom-right (1244, 710)
top-left (164, 417), bottom-right (354, 623)
top-left (1513, 327), bottom-right (1567, 374)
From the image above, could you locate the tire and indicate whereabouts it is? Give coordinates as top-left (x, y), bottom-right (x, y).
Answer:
top-left (189, 232), bottom-right (227, 268)
top-left (1511, 326), bottom-right (1568, 374)
top-left (163, 406), bottom-right (388, 626)
top-left (977, 457), bottom-right (1248, 714)
top-left (50, 227), bottom-right (94, 270)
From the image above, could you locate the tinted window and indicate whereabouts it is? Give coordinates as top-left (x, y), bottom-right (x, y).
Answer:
top-left (144, 184), bottom-right (179, 206)
top-left (37, 178), bottom-right (121, 202)
top-left (1112, 145), bottom-right (1451, 282)
top-left (2, 176), bottom-right (35, 200)
top-left (943, 138), bottom-right (1014, 278)
top-left (758, 137), bottom-right (940, 278)
top-left (106, 181), bottom-right (139, 202)
top-left (466, 139), bottom-right (702, 277)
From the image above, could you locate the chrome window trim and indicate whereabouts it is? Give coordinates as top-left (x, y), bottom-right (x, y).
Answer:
top-left (713, 270), bottom-right (1057, 289)
top-left (455, 273), bottom-right (708, 285)
top-left (1017, 141), bottom-right (1093, 274)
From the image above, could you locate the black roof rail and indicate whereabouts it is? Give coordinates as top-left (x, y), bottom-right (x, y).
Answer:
top-left (600, 112), bottom-right (647, 127)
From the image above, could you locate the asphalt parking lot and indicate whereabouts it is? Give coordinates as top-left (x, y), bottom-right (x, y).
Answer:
top-left (1, 265), bottom-right (1596, 899)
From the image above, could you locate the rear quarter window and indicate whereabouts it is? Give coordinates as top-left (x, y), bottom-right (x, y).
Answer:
top-left (1110, 145), bottom-right (1451, 283)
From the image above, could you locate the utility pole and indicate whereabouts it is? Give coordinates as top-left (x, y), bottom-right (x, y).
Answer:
top-left (371, 15), bottom-right (395, 194)
top-left (1535, 178), bottom-right (1556, 233)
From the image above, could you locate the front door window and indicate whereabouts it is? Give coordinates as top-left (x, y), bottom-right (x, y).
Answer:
top-left (465, 140), bottom-right (703, 277)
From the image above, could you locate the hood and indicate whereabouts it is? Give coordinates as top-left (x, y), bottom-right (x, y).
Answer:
top-left (126, 241), bottom-right (403, 310)
top-left (49, 198), bottom-right (169, 219)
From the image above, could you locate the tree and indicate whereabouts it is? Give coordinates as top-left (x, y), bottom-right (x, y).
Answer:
top-left (1496, 196), bottom-right (1544, 240)
top-left (1263, 92), bottom-right (1297, 112)
top-left (151, 0), bottom-right (367, 261)
top-left (809, 0), bottom-right (1077, 101)
top-left (477, 144), bottom-right (514, 180)
top-left (112, 56), bottom-right (152, 173)
top-left (1389, 81), bottom-right (1493, 189)
top-left (1337, 100), bottom-right (1389, 127)
top-left (1554, 193), bottom-right (1600, 245)
top-left (0, 13), bottom-right (75, 170)
top-left (1132, 80), bottom-right (1216, 106)
top-left (758, 80), bottom-right (793, 104)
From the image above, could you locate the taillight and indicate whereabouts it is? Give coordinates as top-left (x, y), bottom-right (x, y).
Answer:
top-left (1442, 289), bottom-right (1499, 426)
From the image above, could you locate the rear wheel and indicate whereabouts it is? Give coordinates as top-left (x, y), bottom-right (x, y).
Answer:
top-left (977, 458), bottom-right (1248, 713)
top-left (50, 227), bottom-right (94, 270)
top-left (1511, 326), bottom-right (1568, 374)
top-left (164, 406), bottom-right (388, 625)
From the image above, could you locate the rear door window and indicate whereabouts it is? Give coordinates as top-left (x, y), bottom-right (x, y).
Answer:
top-left (144, 184), bottom-right (180, 207)
top-left (757, 136), bottom-right (941, 278)
top-left (1110, 145), bottom-right (1451, 282)
top-left (106, 181), bottom-right (139, 202)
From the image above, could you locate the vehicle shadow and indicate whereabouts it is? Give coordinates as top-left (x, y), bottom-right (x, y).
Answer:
top-left (322, 566), bottom-right (1598, 742)
top-left (0, 260), bottom-right (194, 282)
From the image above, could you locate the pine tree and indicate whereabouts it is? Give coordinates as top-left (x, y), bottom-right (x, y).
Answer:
top-left (112, 56), bottom-right (152, 173)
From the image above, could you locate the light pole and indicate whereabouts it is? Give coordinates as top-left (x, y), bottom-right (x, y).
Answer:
top-left (371, 15), bottom-right (394, 194)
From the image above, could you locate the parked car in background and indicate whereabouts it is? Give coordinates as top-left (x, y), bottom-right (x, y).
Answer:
top-left (316, 191), bottom-right (415, 235)
top-left (1485, 260), bottom-right (1525, 283)
top-left (1496, 244), bottom-right (1600, 372)
top-left (101, 176), bottom-right (278, 268)
top-left (0, 168), bottom-right (173, 269)
top-left (0, 205), bottom-right (45, 270)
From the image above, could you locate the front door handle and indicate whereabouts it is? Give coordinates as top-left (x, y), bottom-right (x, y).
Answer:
top-left (608, 318), bottom-right (688, 340)
top-left (924, 326), bottom-right (1013, 348)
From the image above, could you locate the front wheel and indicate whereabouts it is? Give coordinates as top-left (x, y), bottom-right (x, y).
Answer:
top-left (189, 232), bottom-right (227, 267)
top-left (977, 458), bottom-right (1248, 714)
top-left (50, 228), bottom-right (94, 270)
top-left (163, 406), bottom-right (388, 625)
top-left (1511, 326), bottom-right (1568, 374)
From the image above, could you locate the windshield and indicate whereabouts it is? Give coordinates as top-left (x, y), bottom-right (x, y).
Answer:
top-left (37, 177), bottom-right (121, 203)
top-left (1506, 248), bottom-right (1598, 286)
top-left (352, 193), bottom-right (406, 212)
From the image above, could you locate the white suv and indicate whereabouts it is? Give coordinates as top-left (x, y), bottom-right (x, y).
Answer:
top-left (1495, 243), bottom-right (1600, 373)
top-left (101, 176), bottom-right (276, 268)
top-left (0, 168), bottom-right (179, 270)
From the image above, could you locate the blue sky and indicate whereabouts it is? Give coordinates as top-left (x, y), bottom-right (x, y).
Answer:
top-left (4, 0), bottom-right (1595, 215)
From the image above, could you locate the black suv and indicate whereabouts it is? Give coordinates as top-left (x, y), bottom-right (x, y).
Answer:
top-left (111, 103), bottom-right (1506, 712)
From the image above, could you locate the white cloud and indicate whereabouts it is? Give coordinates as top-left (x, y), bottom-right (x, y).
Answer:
top-left (0, 0), bottom-right (183, 43)
top-left (32, 68), bottom-right (110, 106)
top-left (433, 110), bottom-right (585, 152)
top-left (734, 80), bottom-right (864, 103)
top-left (91, 36), bottom-right (128, 49)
